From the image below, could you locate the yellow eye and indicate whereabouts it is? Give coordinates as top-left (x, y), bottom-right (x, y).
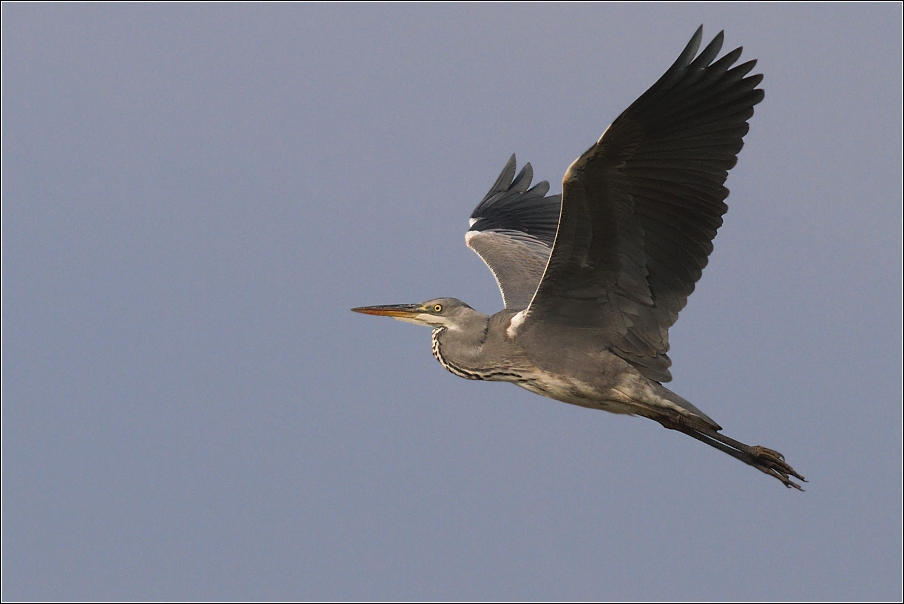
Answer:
top-left (433, 304), bottom-right (443, 313)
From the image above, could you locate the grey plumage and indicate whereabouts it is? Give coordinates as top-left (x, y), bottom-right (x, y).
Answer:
top-left (352, 27), bottom-right (805, 489)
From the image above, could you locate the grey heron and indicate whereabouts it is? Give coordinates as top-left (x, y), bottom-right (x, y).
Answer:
top-left (352, 27), bottom-right (805, 489)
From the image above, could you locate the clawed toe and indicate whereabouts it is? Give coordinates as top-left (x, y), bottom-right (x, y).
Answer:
top-left (751, 445), bottom-right (784, 461)
top-left (750, 446), bottom-right (806, 490)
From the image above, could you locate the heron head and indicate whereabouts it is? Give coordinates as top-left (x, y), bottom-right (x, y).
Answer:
top-left (351, 297), bottom-right (475, 329)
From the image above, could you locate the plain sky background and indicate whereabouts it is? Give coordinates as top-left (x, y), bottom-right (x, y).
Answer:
top-left (3, 3), bottom-right (902, 601)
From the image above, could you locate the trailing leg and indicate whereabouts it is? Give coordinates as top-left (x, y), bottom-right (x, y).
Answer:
top-left (655, 413), bottom-right (806, 490)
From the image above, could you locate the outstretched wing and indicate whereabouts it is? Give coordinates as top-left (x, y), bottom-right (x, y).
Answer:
top-left (522, 27), bottom-right (763, 382)
top-left (466, 154), bottom-right (561, 309)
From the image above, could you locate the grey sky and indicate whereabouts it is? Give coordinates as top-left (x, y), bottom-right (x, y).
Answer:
top-left (3, 3), bottom-right (902, 601)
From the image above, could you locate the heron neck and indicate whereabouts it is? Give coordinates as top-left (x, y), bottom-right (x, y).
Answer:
top-left (431, 313), bottom-right (490, 380)
top-left (431, 311), bottom-right (526, 382)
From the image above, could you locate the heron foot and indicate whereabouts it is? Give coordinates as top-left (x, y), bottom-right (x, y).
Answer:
top-left (747, 445), bottom-right (807, 490)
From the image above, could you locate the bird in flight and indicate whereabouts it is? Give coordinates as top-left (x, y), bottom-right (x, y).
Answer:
top-left (353, 27), bottom-right (805, 489)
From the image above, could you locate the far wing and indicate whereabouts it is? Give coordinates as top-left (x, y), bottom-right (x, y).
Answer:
top-left (466, 154), bottom-right (561, 309)
top-left (522, 27), bottom-right (763, 382)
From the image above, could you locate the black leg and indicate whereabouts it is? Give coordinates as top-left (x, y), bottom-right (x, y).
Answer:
top-left (657, 416), bottom-right (806, 490)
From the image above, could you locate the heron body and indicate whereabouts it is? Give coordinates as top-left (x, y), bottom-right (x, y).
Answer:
top-left (353, 28), bottom-right (805, 489)
top-left (425, 301), bottom-right (718, 427)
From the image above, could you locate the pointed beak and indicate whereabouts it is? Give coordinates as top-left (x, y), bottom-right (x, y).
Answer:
top-left (351, 304), bottom-right (423, 318)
